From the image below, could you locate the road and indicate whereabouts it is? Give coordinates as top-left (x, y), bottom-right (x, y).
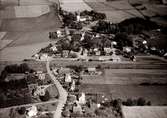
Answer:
top-left (46, 60), bottom-right (68, 118)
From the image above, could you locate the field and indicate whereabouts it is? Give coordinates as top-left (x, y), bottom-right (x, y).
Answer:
top-left (60, 0), bottom-right (92, 12)
top-left (85, 0), bottom-right (144, 23)
top-left (80, 84), bottom-right (167, 105)
top-left (50, 55), bottom-right (167, 69)
top-left (81, 69), bottom-right (167, 84)
top-left (0, 41), bottom-right (53, 61)
top-left (0, 4), bottom-right (62, 61)
top-left (122, 106), bottom-right (167, 118)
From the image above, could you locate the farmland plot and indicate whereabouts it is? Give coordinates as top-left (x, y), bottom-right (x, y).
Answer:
top-left (80, 84), bottom-right (167, 105)
top-left (85, 0), bottom-right (144, 23)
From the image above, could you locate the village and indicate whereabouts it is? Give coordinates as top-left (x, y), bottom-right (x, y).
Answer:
top-left (0, 0), bottom-right (167, 118)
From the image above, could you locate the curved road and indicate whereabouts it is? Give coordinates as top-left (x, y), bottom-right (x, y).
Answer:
top-left (46, 60), bottom-right (68, 118)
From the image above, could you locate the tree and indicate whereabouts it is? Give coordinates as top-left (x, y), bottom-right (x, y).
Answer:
top-left (0, 70), bottom-right (8, 81)
top-left (114, 33), bottom-right (133, 49)
top-left (81, 33), bottom-right (93, 51)
top-left (20, 63), bottom-right (30, 73)
top-left (39, 90), bottom-right (50, 102)
top-left (137, 97), bottom-right (146, 106)
top-left (18, 107), bottom-right (26, 115)
top-left (62, 12), bottom-right (76, 26)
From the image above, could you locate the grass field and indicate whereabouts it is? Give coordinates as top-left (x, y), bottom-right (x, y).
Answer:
top-left (85, 0), bottom-right (144, 23)
top-left (81, 69), bottom-right (167, 84)
top-left (0, 41), bottom-right (53, 61)
top-left (80, 84), bottom-right (167, 105)
top-left (122, 106), bottom-right (167, 118)
top-left (0, 4), bottom-right (62, 61)
top-left (60, 0), bottom-right (92, 12)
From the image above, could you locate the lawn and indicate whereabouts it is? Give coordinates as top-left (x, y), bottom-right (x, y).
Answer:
top-left (80, 84), bottom-right (167, 105)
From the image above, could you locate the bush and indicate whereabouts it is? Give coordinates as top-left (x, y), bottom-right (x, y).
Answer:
top-left (137, 97), bottom-right (146, 106)
top-left (70, 22), bottom-right (82, 30)
top-left (39, 90), bottom-right (50, 102)
top-left (118, 17), bottom-right (159, 34)
top-left (69, 53), bottom-right (78, 58)
top-left (92, 20), bottom-right (118, 34)
top-left (114, 33), bottom-right (133, 49)
top-left (18, 107), bottom-right (26, 115)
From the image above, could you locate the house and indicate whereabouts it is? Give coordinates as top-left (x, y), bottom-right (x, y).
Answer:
top-left (111, 41), bottom-right (117, 48)
top-left (33, 85), bottom-right (49, 96)
top-left (33, 54), bottom-right (40, 59)
top-left (57, 30), bottom-right (63, 38)
top-left (63, 50), bottom-right (69, 58)
top-left (77, 15), bottom-right (87, 22)
top-left (123, 47), bottom-right (132, 53)
top-left (65, 73), bottom-right (72, 83)
top-left (70, 80), bottom-right (76, 91)
top-left (104, 47), bottom-right (112, 55)
top-left (79, 92), bottom-right (86, 105)
top-left (39, 53), bottom-right (48, 61)
top-left (36, 71), bottom-right (43, 74)
top-left (164, 52), bottom-right (167, 58)
top-left (93, 48), bottom-right (101, 56)
top-left (50, 45), bottom-right (57, 51)
top-left (38, 73), bottom-right (45, 80)
top-left (73, 102), bottom-right (83, 114)
top-left (88, 67), bottom-right (96, 72)
top-left (26, 106), bottom-right (38, 118)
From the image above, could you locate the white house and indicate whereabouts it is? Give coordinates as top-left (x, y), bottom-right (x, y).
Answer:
top-left (123, 47), bottom-right (132, 53)
top-left (77, 15), bottom-right (87, 22)
top-left (65, 73), bottom-right (72, 83)
top-left (104, 47), bottom-right (112, 54)
top-left (79, 92), bottom-right (86, 105)
top-left (38, 73), bottom-right (45, 80)
top-left (70, 80), bottom-right (76, 91)
top-left (26, 106), bottom-right (38, 118)
top-left (57, 30), bottom-right (62, 38)
top-left (50, 45), bottom-right (57, 51)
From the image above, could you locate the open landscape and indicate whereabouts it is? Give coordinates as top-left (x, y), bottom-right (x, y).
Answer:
top-left (0, 0), bottom-right (167, 118)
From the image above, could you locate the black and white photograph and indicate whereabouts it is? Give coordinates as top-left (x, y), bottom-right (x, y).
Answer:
top-left (0, 0), bottom-right (167, 118)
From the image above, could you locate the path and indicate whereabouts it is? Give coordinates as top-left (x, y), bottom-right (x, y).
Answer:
top-left (46, 60), bottom-right (68, 118)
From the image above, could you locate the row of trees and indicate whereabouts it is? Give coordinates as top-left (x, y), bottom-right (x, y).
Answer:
top-left (80, 10), bottom-right (106, 21)
top-left (92, 17), bottom-right (159, 34)
top-left (0, 63), bottom-right (34, 81)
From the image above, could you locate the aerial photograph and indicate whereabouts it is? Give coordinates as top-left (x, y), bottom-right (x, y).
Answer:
top-left (0, 0), bottom-right (167, 118)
